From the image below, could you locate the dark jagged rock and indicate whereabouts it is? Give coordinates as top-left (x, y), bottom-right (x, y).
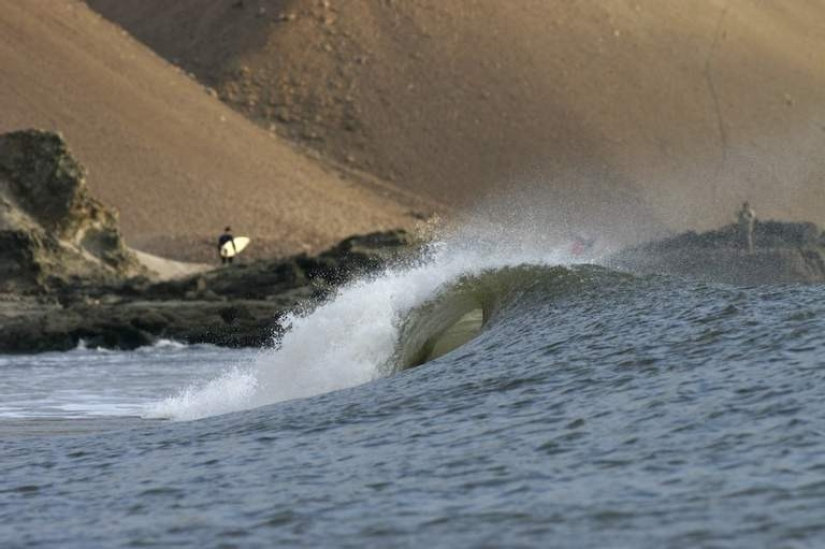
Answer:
top-left (608, 220), bottom-right (825, 285)
top-left (0, 130), bottom-right (145, 294)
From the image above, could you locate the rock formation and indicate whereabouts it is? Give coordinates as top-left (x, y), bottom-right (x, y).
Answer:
top-left (0, 130), bottom-right (145, 293)
top-left (608, 221), bottom-right (825, 285)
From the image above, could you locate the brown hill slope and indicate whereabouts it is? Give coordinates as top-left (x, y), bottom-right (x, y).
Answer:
top-left (0, 0), bottom-right (427, 262)
top-left (86, 0), bottom-right (825, 238)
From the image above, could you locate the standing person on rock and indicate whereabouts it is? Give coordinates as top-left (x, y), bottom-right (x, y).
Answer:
top-left (737, 202), bottom-right (756, 253)
top-left (218, 226), bottom-right (236, 265)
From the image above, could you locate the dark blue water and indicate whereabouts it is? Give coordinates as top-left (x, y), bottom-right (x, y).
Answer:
top-left (2, 267), bottom-right (825, 548)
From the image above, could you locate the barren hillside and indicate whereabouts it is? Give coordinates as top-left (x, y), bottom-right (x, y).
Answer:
top-left (0, 0), bottom-right (428, 262)
top-left (86, 0), bottom-right (825, 237)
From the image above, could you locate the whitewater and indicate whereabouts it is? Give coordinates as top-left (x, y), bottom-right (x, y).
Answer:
top-left (3, 227), bottom-right (825, 548)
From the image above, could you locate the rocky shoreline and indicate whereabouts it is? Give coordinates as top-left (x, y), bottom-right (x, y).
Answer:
top-left (0, 229), bottom-right (417, 353)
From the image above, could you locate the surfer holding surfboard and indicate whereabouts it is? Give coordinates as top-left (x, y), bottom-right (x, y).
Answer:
top-left (218, 227), bottom-right (251, 264)
top-left (218, 227), bottom-right (235, 264)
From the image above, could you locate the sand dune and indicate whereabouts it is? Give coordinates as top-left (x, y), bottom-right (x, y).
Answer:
top-left (86, 0), bottom-right (825, 239)
top-left (0, 0), bottom-right (429, 261)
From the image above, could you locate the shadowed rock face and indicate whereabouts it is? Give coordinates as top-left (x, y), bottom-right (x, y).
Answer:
top-left (0, 130), bottom-right (145, 293)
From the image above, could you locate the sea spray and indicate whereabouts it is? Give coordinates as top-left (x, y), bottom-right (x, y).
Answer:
top-left (147, 366), bottom-right (259, 421)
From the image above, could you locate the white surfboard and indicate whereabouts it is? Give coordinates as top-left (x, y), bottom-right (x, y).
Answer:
top-left (220, 236), bottom-right (250, 258)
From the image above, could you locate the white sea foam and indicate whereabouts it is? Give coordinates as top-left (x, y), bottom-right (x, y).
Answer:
top-left (146, 224), bottom-right (603, 421)
top-left (149, 338), bottom-right (189, 349)
top-left (71, 339), bottom-right (113, 354)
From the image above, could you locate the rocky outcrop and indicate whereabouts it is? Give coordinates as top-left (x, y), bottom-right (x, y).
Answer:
top-left (0, 230), bottom-right (417, 353)
top-left (143, 230), bottom-right (413, 301)
top-left (0, 130), bottom-right (145, 293)
top-left (608, 221), bottom-right (825, 285)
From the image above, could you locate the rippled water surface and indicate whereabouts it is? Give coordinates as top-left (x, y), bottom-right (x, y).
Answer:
top-left (2, 269), bottom-right (825, 548)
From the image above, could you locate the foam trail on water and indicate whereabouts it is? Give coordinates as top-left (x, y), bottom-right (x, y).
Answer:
top-left (146, 231), bottom-right (587, 421)
top-left (148, 367), bottom-right (259, 421)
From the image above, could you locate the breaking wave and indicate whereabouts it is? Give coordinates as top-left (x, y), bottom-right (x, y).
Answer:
top-left (146, 236), bottom-right (609, 421)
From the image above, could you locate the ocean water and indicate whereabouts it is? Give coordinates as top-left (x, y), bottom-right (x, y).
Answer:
top-left (2, 239), bottom-right (825, 548)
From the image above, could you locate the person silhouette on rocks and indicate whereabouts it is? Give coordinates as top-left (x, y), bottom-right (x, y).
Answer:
top-left (218, 226), bottom-right (236, 265)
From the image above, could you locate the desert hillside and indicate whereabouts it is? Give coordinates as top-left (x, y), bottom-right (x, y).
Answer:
top-left (0, 0), bottom-right (429, 262)
top-left (86, 0), bottom-right (825, 238)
